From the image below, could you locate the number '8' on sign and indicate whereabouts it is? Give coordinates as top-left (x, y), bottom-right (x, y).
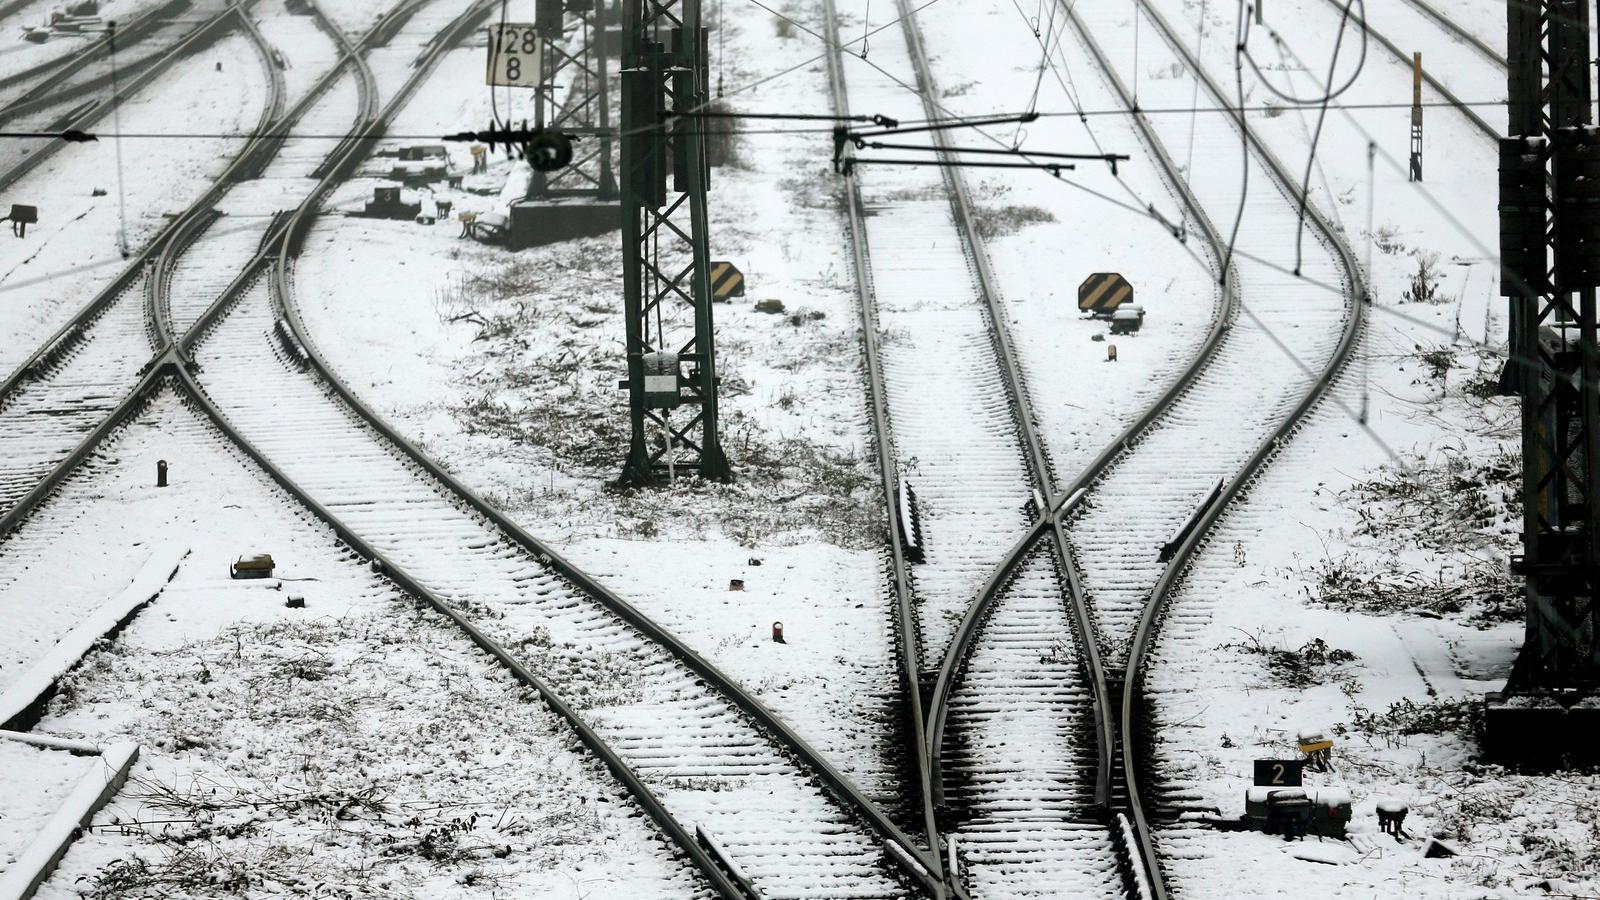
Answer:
top-left (486, 23), bottom-right (540, 87)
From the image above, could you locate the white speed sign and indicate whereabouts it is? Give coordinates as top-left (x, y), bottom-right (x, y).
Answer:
top-left (485, 23), bottom-right (541, 87)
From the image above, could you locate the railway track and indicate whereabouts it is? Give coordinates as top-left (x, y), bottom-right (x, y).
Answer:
top-left (0, 0), bottom-right (187, 115)
top-left (1061, 0), bottom-right (1361, 892)
top-left (0, 0), bottom-right (245, 192)
top-left (1, 0), bottom-right (955, 895)
top-left (820, 0), bottom-right (1038, 873)
top-left (0, 1), bottom-right (279, 517)
top-left (820, 0), bottom-right (1175, 892)
top-left (184, 0), bottom-right (941, 876)
top-left (0, 0), bottom-right (431, 519)
top-left (0, 383), bottom-right (704, 895)
top-left (1396, 0), bottom-right (1505, 66)
top-left (835, 0), bottom-right (1369, 894)
top-left (1306, 0), bottom-right (1499, 141)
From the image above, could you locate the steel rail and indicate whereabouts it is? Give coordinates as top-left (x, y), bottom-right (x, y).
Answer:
top-left (262, 168), bottom-right (954, 900)
top-left (234, 5), bottom-right (949, 892)
top-left (189, 0), bottom-right (946, 892)
top-left (918, 0), bottom-right (1240, 816)
top-left (818, 0), bottom-right (944, 875)
top-left (1111, 1), bottom-right (1369, 894)
top-left (0, 0), bottom-right (188, 117)
top-left (0, 0), bottom-right (948, 891)
top-left (0, 345), bottom-right (746, 900)
top-left (0, 6), bottom-right (749, 894)
top-left (860, 0), bottom-right (1133, 829)
top-left (1395, 0), bottom-right (1506, 70)
top-left (170, 353), bottom-right (748, 900)
top-left (0, 0), bottom-right (280, 418)
top-left (0, 0), bottom-right (386, 529)
top-left (896, 0), bottom-right (1234, 891)
top-left (0, 0), bottom-right (249, 194)
top-left (157, 0), bottom-right (402, 345)
top-left (1310, 0), bottom-right (1498, 141)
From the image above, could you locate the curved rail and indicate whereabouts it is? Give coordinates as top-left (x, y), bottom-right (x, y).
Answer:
top-left (166, 357), bottom-right (744, 899)
top-left (0, 0), bottom-right (250, 194)
top-left (180, 0), bottom-right (947, 893)
top-left (154, 0), bottom-right (394, 346)
top-left (0, 0), bottom-right (280, 424)
top-left (852, 0), bottom-right (1127, 820)
top-left (918, 5), bottom-right (1239, 812)
top-left (0, 0), bottom-right (188, 117)
top-left (0, 4), bottom-right (753, 896)
top-left (257, 130), bottom-right (950, 900)
top-left (818, 0), bottom-right (944, 869)
top-left (1397, 0), bottom-right (1506, 69)
top-left (1109, 0), bottom-right (1368, 893)
top-left (1309, 0), bottom-right (1497, 141)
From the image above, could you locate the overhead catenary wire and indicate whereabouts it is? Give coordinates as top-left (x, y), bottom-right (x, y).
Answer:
top-left (1284, 0), bottom-right (1363, 271)
top-left (3, 0), bottom-right (1532, 438)
top-left (0, 98), bottom-right (1538, 145)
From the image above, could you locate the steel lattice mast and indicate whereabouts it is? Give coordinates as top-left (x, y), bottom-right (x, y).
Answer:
top-left (1488, 0), bottom-right (1600, 758)
top-left (617, 0), bottom-right (728, 484)
top-left (530, 0), bottom-right (617, 199)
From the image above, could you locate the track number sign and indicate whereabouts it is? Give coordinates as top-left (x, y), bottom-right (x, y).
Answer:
top-left (1252, 759), bottom-right (1304, 787)
top-left (486, 23), bottom-right (540, 88)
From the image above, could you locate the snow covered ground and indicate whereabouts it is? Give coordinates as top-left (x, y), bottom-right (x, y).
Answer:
top-left (7, 390), bottom-right (694, 898)
top-left (3, 0), bottom-right (1598, 895)
top-left (0, 27), bottom-right (269, 375)
top-left (295, 0), bottom-right (905, 812)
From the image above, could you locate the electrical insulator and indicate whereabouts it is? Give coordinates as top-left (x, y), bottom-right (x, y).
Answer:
top-left (525, 131), bottom-right (575, 172)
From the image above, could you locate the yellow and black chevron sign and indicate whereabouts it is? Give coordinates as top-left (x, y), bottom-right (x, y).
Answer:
top-left (711, 261), bottom-right (745, 300)
top-left (1078, 272), bottom-right (1132, 313)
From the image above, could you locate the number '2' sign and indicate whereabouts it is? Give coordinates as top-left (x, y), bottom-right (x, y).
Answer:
top-left (1253, 759), bottom-right (1304, 787)
top-left (486, 23), bottom-right (541, 88)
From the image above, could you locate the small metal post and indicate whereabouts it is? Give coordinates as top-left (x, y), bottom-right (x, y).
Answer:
top-left (156, 459), bottom-right (167, 487)
top-left (772, 621), bottom-right (785, 642)
top-left (1409, 53), bottom-right (1423, 181)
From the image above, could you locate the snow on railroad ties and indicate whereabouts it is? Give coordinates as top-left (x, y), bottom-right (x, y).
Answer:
top-left (0, 272), bottom-right (153, 512)
top-left (1148, 0), bottom-right (1499, 304)
top-left (0, 389), bottom-right (696, 898)
top-left (0, 30), bottom-right (269, 374)
top-left (912, 0), bottom-right (1221, 483)
top-left (194, 268), bottom-right (907, 895)
top-left (248, 0), bottom-right (347, 109)
top-left (1335, 0), bottom-right (1505, 103)
top-left (943, 545), bottom-right (1122, 899)
top-left (1138, 350), bottom-right (1577, 899)
top-left (828, 0), bottom-right (1039, 664)
top-left (1115, 1), bottom-right (1600, 894)
top-left (361, 0), bottom-right (470, 112)
top-left (262, 66), bottom-right (364, 177)
top-left (1066, 0), bottom-right (1348, 660)
top-left (316, 0), bottom-right (397, 43)
top-left (294, 0), bottom-right (908, 815)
